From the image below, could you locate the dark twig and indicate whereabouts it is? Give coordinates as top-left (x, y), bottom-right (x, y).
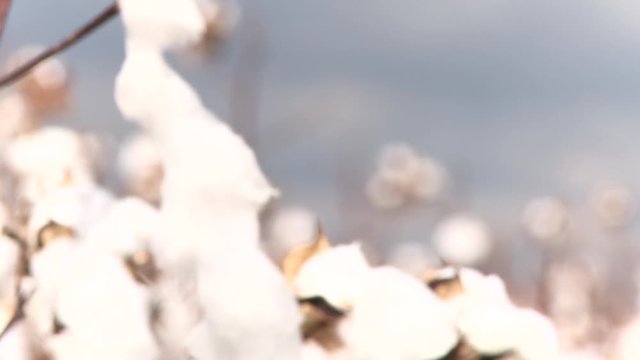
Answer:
top-left (0, 2), bottom-right (119, 88)
top-left (0, 0), bottom-right (13, 42)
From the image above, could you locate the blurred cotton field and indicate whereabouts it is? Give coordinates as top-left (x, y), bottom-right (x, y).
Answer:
top-left (0, 0), bottom-right (640, 360)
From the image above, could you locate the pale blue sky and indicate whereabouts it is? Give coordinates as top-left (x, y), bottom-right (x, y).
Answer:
top-left (5, 0), bottom-right (640, 241)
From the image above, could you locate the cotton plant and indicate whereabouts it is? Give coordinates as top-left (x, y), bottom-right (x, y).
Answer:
top-left (293, 243), bottom-right (460, 360)
top-left (427, 267), bottom-right (560, 360)
top-left (114, 0), bottom-right (302, 358)
top-left (25, 215), bottom-right (158, 360)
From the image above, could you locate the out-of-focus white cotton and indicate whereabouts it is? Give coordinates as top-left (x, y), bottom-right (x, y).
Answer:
top-left (432, 214), bottom-right (492, 266)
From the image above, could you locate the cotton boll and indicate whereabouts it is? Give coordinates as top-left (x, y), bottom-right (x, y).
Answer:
top-left (512, 309), bottom-right (559, 360)
top-left (116, 1), bottom-right (301, 357)
top-left (452, 269), bottom-right (519, 355)
top-left (85, 197), bottom-right (159, 258)
top-left (521, 197), bottom-right (570, 246)
top-left (590, 182), bottom-right (633, 229)
top-left (455, 268), bottom-right (512, 308)
top-left (30, 240), bottom-right (158, 359)
top-left (366, 143), bottom-right (447, 210)
top-left (5, 127), bottom-right (102, 203)
top-left (424, 266), bottom-right (464, 300)
top-left (282, 230), bottom-right (331, 285)
top-left (188, 0), bottom-right (239, 57)
top-left (266, 206), bottom-right (319, 263)
top-left (338, 267), bottom-right (459, 360)
top-left (387, 241), bottom-right (440, 277)
top-left (377, 144), bottom-right (446, 201)
top-left (456, 303), bottom-right (522, 356)
top-left (196, 247), bottom-right (303, 360)
top-left (432, 214), bottom-right (492, 266)
top-left (27, 184), bottom-right (114, 249)
top-left (5, 46), bottom-right (70, 116)
top-left (118, 132), bottom-right (163, 205)
top-left (294, 243), bottom-right (371, 311)
top-left (365, 175), bottom-right (405, 210)
top-left (118, 0), bottom-right (206, 50)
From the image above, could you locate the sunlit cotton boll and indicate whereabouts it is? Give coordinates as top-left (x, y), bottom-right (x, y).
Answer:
top-left (450, 268), bottom-right (559, 359)
top-left (521, 197), bottom-right (570, 247)
top-left (266, 206), bottom-right (319, 263)
top-left (386, 241), bottom-right (441, 277)
top-left (590, 182), bottom-right (633, 229)
top-left (432, 214), bottom-right (492, 266)
top-left (337, 266), bottom-right (459, 360)
top-left (366, 143), bottom-right (447, 210)
top-left (6, 46), bottom-right (70, 116)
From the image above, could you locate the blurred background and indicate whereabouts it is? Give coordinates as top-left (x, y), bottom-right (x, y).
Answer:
top-left (4, 0), bottom-right (640, 349)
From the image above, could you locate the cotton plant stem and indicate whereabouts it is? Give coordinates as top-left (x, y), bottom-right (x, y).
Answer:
top-left (0, 2), bottom-right (119, 88)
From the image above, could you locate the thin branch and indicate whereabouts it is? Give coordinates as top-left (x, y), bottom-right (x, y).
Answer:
top-left (0, 0), bottom-right (13, 42)
top-left (0, 2), bottom-right (119, 88)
